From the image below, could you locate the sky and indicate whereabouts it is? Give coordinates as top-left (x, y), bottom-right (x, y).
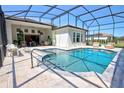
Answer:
top-left (1, 5), bottom-right (124, 37)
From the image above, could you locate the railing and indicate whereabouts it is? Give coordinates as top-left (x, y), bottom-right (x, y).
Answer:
top-left (12, 52), bottom-right (17, 88)
top-left (31, 48), bottom-right (56, 68)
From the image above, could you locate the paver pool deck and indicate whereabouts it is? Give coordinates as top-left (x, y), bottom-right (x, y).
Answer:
top-left (0, 46), bottom-right (123, 88)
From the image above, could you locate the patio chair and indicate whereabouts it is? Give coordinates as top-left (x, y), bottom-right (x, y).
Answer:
top-left (44, 41), bottom-right (49, 46)
top-left (6, 44), bottom-right (18, 56)
top-left (105, 42), bottom-right (115, 49)
top-left (93, 42), bottom-right (100, 48)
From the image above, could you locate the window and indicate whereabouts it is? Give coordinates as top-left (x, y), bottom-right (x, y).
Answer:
top-left (16, 28), bottom-right (20, 32)
top-left (76, 33), bottom-right (80, 42)
top-left (73, 32), bottom-right (76, 42)
top-left (24, 29), bottom-right (28, 33)
top-left (81, 34), bottom-right (83, 42)
top-left (37, 30), bottom-right (40, 33)
top-left (32, 30), bottom-right (35, 33)
top-left (38, 30), bottom-right (43, 35)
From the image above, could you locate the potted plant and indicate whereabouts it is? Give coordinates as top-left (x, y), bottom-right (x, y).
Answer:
top-left (13, 40), bottom-right (18, 46)
top-left (17, 30), bottom-right (24, 47)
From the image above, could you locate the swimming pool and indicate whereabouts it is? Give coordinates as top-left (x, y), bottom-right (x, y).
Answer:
top-left (43, 48), bottom-right (116, 74)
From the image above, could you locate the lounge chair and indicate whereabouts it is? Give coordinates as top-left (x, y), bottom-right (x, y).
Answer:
top-left (105, 43), bottom-right (114, 49)
top-left (44, 41), bottom-right (49, 46)
top-left (93, 42), bottom-right (100, 48)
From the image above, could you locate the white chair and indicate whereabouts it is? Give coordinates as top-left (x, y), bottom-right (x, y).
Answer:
top-left (93, 42), bottom-right (100, 48)
top-left (6, 44), bottom-right (18, 56)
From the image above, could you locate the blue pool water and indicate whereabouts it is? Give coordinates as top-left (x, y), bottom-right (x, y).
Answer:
top-left (43, 48), bottom-right (116, 74)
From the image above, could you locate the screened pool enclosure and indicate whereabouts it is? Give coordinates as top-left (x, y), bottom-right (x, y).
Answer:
top-left (1, 5), bottom-right (124, 44)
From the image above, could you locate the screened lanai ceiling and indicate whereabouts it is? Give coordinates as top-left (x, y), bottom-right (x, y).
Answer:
top-left (1, 5), bottom-right (124, 37)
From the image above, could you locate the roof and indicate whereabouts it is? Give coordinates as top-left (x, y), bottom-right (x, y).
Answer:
top-left (5, 15), bottom-right (52, 26)
top-left (53, 25), bottom-right (88, 31)
top-left (89, 33), bottom-right (112, 37)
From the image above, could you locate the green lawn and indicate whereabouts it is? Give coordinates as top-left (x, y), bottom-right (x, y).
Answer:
top-left (115, 43), bottom-right (124, 48)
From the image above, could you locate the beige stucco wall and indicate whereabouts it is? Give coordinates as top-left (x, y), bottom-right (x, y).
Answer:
top-left (53, 26), bottom-right (86, 48)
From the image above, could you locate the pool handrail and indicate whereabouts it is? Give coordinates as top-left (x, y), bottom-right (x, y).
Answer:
top-left (31, 48), bottom-right (56, 68)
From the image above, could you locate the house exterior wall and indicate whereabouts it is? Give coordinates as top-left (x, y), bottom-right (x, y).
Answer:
top-left (53, 27), bottom-right (69, 47)
top-left (5, 19), bottom-right (86, 48)
top-left (53, 26), bottom-right (86, 48)
top-left (68, 27), bottom-right (86, 47)
top-left (11, 25), bottom-right (52, 42)
top-left (5, 19), bottom-right (52, 44)
top-left (6, 20), bottom-right (13, 44)
top-left (88, 36), bottom-right (108, 40)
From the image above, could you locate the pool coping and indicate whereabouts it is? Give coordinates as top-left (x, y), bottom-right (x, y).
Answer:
top-left (35, 47), bottom-right (122, 87)
top-left (68, 48), bottom-right (122, 87)
top-left (99, 49), bottom-right (122, 87)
